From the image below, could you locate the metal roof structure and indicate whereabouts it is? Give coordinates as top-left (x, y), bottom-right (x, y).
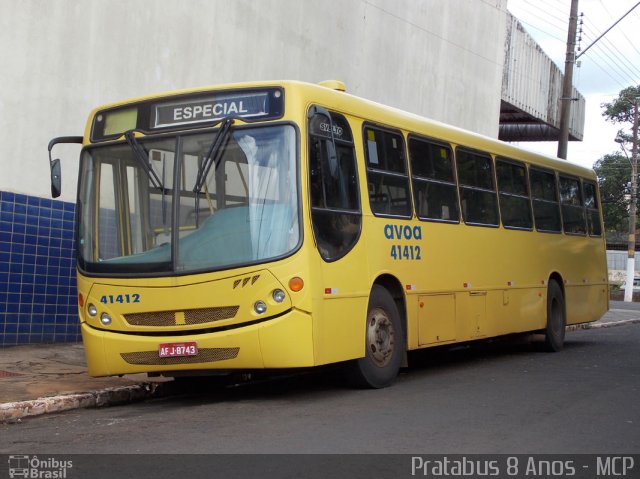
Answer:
top-left (499, 13), bottom-right (585, 142)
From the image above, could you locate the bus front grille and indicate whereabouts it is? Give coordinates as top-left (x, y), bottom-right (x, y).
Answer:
top-left (184, 306), bottom-right (239, 324)
top-left (124, 311), bottom-right (176, 326)
top-left (124, 306), bottom-right (239, 327)
top-left (120, 347), bottom-right (240, 365)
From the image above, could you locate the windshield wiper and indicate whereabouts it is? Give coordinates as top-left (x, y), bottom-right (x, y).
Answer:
top-left (193, 118), bottom-right (234, 195)
top-left (124, 130), bottom-right (163, 189)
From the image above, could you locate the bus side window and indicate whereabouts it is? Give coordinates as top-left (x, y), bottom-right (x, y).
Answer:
top-left (456, 148), bottom-right (499, 226)
top-left (408, 137), bottom-right (459, 222)
top-left (308, 110), bottom-right (361, 262)
top-left (496, 158), bottom-right (532, 230)
top-left (364, 126), bottom-right (412, 218)
top-left (583, 180), bottom-right (602, 237)
top-left (559, 175), bottom-right (587, 235)
top-left (529, 167), bottom-right (562, 233)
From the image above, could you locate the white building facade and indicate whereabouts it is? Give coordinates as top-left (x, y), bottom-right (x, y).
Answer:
top-left (3, 0), bottom-right (570, 345)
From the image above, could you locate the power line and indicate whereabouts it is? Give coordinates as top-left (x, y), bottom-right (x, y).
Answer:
top-left (523, 0), bottom-right (568, 26)
top-left (597, 34), bottom-right (640, 80)
top-left (583, 23), bottom-right (640, 80)
top-left (581, 8), bottom-right (640, 80)
top-left (582, 31), bottom-right (640, 85)
top-left (576, 0), bottom-right (640, 60)
top-left (516, 19), bottom-right (566, 43)
top-left (597, 0), bottom-right (640, 59)
top-left (579, 38), bottom-right (637, 88)
top-left (516, 2), bottom-right (567, 35)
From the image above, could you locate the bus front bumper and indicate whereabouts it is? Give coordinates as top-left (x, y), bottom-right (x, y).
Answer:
top-left (80, 309), bottom-right (314, 377)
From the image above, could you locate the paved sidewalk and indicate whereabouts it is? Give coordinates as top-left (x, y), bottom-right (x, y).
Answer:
top-left (1, 302), bottom-right (639, 422)
top-left (0, 343), bottom-right (170, 422)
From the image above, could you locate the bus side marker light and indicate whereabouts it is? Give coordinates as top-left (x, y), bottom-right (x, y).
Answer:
top-left (406, 284), bottom-right (416, 291)
top-left (88, 304), bottom-right (98, 317)
top-left (78, 293), bottom-right (85, 308)
top-left (289, 277), bottom-right (304, 292)
top-left (324, 288), bottom-right (338, 295)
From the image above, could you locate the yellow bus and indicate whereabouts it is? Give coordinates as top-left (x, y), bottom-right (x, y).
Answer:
top-left (48, 80), bottom-right (608, 388)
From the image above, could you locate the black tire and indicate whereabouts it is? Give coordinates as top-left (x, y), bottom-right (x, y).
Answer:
top-left (544, 280), bottom-right (566, 352)
top-left (348, 285), bottom-right (404, 388)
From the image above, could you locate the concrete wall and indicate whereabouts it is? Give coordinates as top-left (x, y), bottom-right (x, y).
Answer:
top-left (1, 0), bottom-right (507, 203)
top-left (1, 0), bottom-right (510, 346)
top-left (607, 250), bottom-right (640, 283)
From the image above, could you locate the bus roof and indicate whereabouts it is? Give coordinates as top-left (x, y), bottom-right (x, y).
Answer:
top-left (85, 79), bottom-right (596, 179)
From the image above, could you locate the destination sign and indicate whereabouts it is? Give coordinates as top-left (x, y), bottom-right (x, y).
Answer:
top-left (152, 92), bottom-right (270, 129)
top-left (90, 88), bottom-right (284, 142)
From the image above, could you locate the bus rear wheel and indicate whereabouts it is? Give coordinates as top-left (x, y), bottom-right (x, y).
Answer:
top-left (544, 280), bottom-right (566, 352)
top-left (348, 285), bottom-right (404, 388)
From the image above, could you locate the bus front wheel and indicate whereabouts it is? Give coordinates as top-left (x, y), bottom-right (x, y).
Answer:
top-left (348, 285), bottom-right (404, 388)
top-left (544, 280), bottom-right (566, 352)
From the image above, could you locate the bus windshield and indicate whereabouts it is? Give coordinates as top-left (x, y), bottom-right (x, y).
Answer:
top-left (77, 124), bottom-right (299, 275)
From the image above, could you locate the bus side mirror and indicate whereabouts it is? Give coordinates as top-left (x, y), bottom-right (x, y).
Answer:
top-left (50, 158), bottom-right (62, 198)
top-left (47, 135), bottom-right (83, 198)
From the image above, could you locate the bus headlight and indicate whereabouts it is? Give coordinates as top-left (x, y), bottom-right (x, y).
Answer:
top-left (88, 304), bottom-right (98, 317)
top-left (254, 301), bottom-right (267, 315)
top-left (100, 313), bottom-right (112, 326)
top-left (272, 289), bottom-right (286, 303)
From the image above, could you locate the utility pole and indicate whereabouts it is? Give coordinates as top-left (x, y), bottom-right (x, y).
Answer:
top-left (624, 98), bottom-right (639, 302)
top-left (557, 0), bottom-right (579, 159)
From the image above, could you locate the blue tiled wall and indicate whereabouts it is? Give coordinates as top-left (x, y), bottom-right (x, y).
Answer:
top-left (0, 191), bottom-right (80, 346)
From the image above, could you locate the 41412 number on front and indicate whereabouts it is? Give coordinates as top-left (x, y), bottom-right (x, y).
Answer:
top-left (100, 294), bottom-right (141, 304)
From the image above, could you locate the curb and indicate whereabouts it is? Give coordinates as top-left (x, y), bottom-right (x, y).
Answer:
top-left (566, 318), bottom-right (640, 332)
top-left (0, 382), bottom-right (162, 422)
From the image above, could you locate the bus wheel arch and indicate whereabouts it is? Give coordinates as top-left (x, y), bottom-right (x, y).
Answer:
top-left (544, 274), bottom-right (566, 352)
top-left (347, 276), bottom-right (406, 388)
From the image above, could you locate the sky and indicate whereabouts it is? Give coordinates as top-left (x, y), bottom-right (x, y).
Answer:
top-left (506, 0), bottom-right (640, 169)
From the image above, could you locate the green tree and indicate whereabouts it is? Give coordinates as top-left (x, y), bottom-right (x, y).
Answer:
top-left (601, 85), bottom-right (640, 124)
top-left (593, 153), bottom-right (632, 233)
top-left (598, 85), bottom-right (640, 237)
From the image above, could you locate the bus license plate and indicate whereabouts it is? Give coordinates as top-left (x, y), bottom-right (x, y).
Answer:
top-left (158, 342), bottom-right (198, 358)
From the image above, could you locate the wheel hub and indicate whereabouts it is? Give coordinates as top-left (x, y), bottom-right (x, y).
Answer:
top-left (366, 307), bottom-right (395, 367)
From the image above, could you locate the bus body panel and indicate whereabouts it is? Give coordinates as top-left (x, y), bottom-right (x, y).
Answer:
top-left (81, 308), bottom-right (315, 377)
top-left (61, 80), bottom-right (608, 379)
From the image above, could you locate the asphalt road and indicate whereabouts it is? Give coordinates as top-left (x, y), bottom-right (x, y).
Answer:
top-left (1, 325), bottom-right (639, 456)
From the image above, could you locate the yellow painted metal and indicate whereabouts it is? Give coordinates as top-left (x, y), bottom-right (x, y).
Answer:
top-left (74, 80), bottom-right (608, 377)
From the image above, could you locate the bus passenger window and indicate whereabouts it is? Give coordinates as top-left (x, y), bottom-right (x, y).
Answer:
top-left (364, 126), bottom-right (412, 218)
top-left (456, 148), bottom-right (499, 226)
top-left (496, 158), bottom-right (532, 229)
top-left (308, 110), bottom-right (361, 261)
top-left (409, 137), bottom-right (459, 222)
top-left (559, 175), bottom-right (587, 235)
top-left (529, 168), bottom-right (562, 233)
top-left (583, 181), bottom-right (602, 236)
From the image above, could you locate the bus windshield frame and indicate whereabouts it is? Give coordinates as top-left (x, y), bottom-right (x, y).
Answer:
top-left (76, 122), bottom-right (301, 276)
